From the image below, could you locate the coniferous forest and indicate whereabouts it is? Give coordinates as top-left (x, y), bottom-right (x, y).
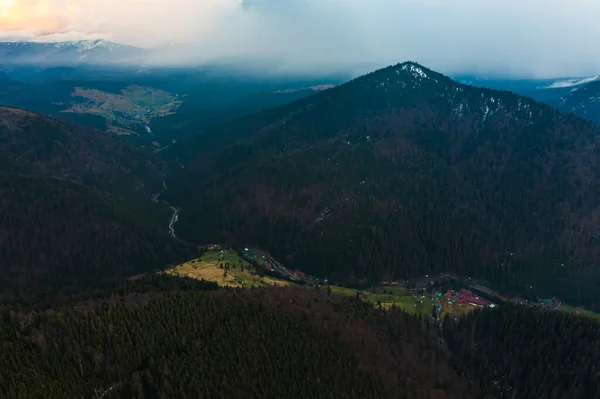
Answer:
top-left (1, 276), bottom-right (598, 399)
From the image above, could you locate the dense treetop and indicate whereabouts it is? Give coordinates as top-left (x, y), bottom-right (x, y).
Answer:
top-left (446, 304), bottom-right (600, 399)
top-left (1, 277), bottom-right (598, 399)
top-left (0, 288), bottom-right (387, 399)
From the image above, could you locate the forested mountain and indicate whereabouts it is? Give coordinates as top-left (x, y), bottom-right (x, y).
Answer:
top-left (0, 289), bottom-right (391, 398)
top-left (455, 75), bottom-right (600, 127)
top-left (0, 106), bottom-right (165, 196)
top-left (0, 107), bottom-right (192, 292)
top-left (167, 62), bottom-right (600, 309)
top-left (0, 73), bottom-right (28, 95)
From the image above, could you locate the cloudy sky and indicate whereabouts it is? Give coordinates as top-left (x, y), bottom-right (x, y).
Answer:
top-left (1, 0), bottom-right (600, 77)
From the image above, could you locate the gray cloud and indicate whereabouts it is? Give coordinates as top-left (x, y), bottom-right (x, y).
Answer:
top-left (2, 0), bottom-right (600, 78)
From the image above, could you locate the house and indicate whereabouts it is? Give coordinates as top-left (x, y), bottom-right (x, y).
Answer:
top-left (466, 297), bottom-right (491, 307)
top-left (541, 299), bottom-right (554, 307)
top-left (460, 288), bottom-right (473, 296)
top-left (458, 295), bottom-right (492, 307)
top-left (264, 263), bottom-right (274, 271)
top-left (294, 270), bottom-right (306, 278)
top-left (446, 290), bottom-right (455, 296)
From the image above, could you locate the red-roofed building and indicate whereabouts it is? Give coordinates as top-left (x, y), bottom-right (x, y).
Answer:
top-left (460, 288), bottom-right (473, 296)
top-left (294, 270), bottom-right (306, 277)
top-left (466, 297), bottom-right (490, 307)
top-left (446, 290), bottom-right (455, 296)
top-left (265, 263), bottom-right (274, 271)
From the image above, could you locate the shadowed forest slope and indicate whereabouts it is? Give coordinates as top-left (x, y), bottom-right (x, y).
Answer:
top-left (0, 108), bottom-right (193, 291)
top-left (0, 106), bottom-right (166, 196)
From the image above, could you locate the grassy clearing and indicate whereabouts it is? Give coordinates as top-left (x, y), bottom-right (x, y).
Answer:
top-left (165, 250), bottom-right (293, 288)
top-left (377, 286), bottom-right (409, 296)
top-left (329, 285), bottom-right (433, 316)
top-left (560, 305), bottom-right (600, 321)
top-left (329, 286), bottom-right (360, 297)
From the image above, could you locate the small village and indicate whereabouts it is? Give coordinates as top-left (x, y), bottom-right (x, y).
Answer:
top-left (146, 244), bottom-right (600, 322)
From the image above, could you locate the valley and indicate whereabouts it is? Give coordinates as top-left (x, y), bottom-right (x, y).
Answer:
top-left (59, 85), bottom-right (184, 134)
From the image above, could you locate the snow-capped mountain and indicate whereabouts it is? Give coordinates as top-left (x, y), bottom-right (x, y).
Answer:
top-left (541, 75), bottom-right (599, 89)
top-left (0, 40), bottom-right (147, 66)
top-left (53, 39), bottom-right (123, 52)
top-left (454, 73), bottom-right (600, 126)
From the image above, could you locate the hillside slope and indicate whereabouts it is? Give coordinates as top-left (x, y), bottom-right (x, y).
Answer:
top-left (0, 106), bottom-right (165, 196)
top-left (168, 62), bottom-right (600, 309)
top-left (0, 108), bottom-right (192, 291)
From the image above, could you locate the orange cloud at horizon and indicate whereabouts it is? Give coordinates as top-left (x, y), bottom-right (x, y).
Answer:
top-left (0, 0), bottom-right (235, 44)
top-left (0, 0), bottom-right (68, 34)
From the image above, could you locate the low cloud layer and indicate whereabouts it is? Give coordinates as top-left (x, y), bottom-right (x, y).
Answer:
top-left (2, 0), bottom-right (600, 78)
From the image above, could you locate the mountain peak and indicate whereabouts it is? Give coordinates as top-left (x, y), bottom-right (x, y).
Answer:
top-left (355, 61), bottom-right (452, 91)
top-left (394, 61), bottom-right (430, 76)
top-left (53, 39), bottom-right (121, 52)
top-left (0, 39), bottom-right (144, 65)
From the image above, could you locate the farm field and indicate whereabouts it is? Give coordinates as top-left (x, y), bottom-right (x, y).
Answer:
top-left (60, 85), bottom-right (183, 133)
top-left (165, 249), bottom-right (292, 288)
top-left (560, 305), bottom-right (600, 321)
top-left (330, 285), bottom-right (434, 316)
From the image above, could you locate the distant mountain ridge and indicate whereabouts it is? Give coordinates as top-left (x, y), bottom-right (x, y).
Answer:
top-left (541, 75), bottom-right (599, 89)
top-left (455, 74), bottom-right (600, 126)
top-left (0, 40), bottom-right (146, 66)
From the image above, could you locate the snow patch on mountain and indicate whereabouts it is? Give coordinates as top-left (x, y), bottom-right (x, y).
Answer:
top-left (1, 39), bottom-right (121, 52)
top-left (397, 63), bottom-right (428, 80)
top-left (53, 40), bottom-right (120, 52)
top-left (541, 76), bottom-right (599, 89)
